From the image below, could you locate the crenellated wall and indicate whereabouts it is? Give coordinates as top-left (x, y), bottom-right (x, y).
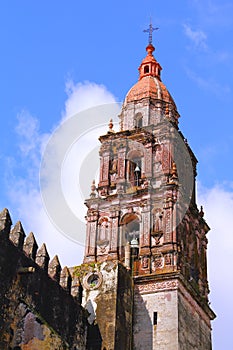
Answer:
top-left (0, 208), bottom-right (87, 350)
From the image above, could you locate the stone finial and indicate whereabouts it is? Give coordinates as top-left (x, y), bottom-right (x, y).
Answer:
top-left (35, 243), bottom-right (50, 271)
top-left (60, 266), bottom-right (71, 293)
top-left (0, 208), bottom-right (12, 238)
top-left (171, 161), bottom-right (178, 179)
top-left (169, 161), bottom-right (178, 185)
top-left (48, 255), bottom-right (61, 282)
top-left (108, 118), bottom-right (114, 133)
top-left (23, 232), bottom-right (38, 260)
top-left (10, 221), bottom-right (26, 249)
top-left (200, 206), bottom-right (204, 218)
top-left (90, 180), bottom-right (97, 198)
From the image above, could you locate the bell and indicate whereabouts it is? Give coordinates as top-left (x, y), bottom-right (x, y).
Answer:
top-left (134, 165), bottom-right (140, 173)
top-left (130, 237), bottom-right (139, 248)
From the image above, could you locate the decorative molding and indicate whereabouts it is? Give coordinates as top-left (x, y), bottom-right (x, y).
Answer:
top-left (135, 279), bottom-right (178, 294)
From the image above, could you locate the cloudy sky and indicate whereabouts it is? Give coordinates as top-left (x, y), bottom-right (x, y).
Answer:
top-left (0, 1), bottom-right (233, 348)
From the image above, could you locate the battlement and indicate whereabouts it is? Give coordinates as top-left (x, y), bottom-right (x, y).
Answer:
top-left (0, 208), bottom-right (87, 350)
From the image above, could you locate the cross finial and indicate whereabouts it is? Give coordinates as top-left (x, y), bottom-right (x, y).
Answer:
top-left (143, 19), bottom-right (159, 45)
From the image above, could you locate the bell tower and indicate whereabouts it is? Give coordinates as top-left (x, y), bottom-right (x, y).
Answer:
top-left (80, 34), bottom-right (215, 350)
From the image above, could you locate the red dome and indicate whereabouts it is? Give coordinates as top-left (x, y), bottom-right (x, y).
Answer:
top-left (125, 75), bottom-right (176, 107)
top-left (124, 44), bottom-right (177, 110)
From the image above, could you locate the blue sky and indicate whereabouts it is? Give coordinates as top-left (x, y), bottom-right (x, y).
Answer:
top-left (0, 1), bottom-right (233, 349)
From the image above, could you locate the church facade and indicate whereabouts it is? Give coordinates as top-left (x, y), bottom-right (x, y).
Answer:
top-left (0, 36), bottom-right (215, 349)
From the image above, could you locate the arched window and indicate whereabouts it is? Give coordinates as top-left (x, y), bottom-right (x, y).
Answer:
top-left (120, 213), bottom-right (140, 245)
top-left (128, 158), bottom-right (141, 186)
top-left (120, 213), bottom-right (140, 264)
top-left (127, 150), bottom-right (142, 187)
top-left (144, 65), bottom-right (150, 74)
top-left (135, 113), bottom-right (143, 128)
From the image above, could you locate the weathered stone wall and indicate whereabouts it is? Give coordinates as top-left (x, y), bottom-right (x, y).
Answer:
top-left (79, 261), bottom-right (133, 350)
top-left (115, 263), bottom-right (133, 349)
top-left (0, 209), bottom-right (87, 350)
top-left (178, 289), bottom-right (212, 350)
top-left (133, 281), bottom-right (178, 350)
top-left (133, 276), bottom-right (213, 350)
top-left (80, 261), bottom-right (118, 349)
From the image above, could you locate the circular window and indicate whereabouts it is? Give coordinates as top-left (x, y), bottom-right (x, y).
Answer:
top-left (83, 272), bottom-right (103, 290)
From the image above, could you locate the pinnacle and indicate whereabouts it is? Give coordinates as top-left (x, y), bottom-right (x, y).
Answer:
top-left (61, 266), bottom-right (70, 277)
top-left (11, 221), bottom-right (25, 235)
top-left (23, 232), bottom-right (38, 260)
top-left (37, 243), bottom-right (49, 257)
top-left (10, 221), bottom-right (26, 248)
top-left (50, 254), bottom-right (60, 266)
top-left (48, 255), bottom-right (61, 282)
top-left (0, 208), bottom-right (12, 234)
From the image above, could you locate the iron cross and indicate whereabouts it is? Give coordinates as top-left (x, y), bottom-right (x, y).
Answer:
top-left (143, 21), bottom-right (159, 45)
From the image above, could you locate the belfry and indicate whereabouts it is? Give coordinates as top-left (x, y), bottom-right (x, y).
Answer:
top-left (80, 34), bottom-right (216, 349)
top-left (0, 31), bottom-right (215, 350)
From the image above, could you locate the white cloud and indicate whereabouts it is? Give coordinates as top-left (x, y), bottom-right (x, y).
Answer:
top-left (5, 80), bottom-right (118, 267)
top-left (15, 111), bottom-right (40, 156)
top-left (197, 183), bottom-right (233, 349)
top-left (183, 24), bottom-right (208, 50)
top-left (63, 80), bottom-right (117, 120)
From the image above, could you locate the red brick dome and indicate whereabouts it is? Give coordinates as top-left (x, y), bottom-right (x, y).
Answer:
top-left (125, 75), bottom-right (176, 106)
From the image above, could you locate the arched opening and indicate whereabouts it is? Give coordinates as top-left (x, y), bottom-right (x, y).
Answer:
top-left (144, 65), bottom-right (150, 74)
top-left (128, 159), bottom-right (141, 186)
top-left (120, 213), bottom-right (140, 259)
top-left (135, 112), bottom-right (143, 128)
top-left (127, 151), bottom-right (142, 187)
top-left (124, 216), bottom-right (140, 243)
top-left (120, 213), bottom-right (140, 272)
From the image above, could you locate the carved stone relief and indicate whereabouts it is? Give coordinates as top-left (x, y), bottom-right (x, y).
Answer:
top-left (164, 253), bottom-right (172, 265)
top-left (154, 144), bottom-right (162, 173)
top-left (118, 151), bottom-right (125, 179)
top-left (141, 256), bottom-right (149, 269)
top-left (151, 208), bottom-right (163, 245)
top-left (109, 158), bottom-right (118, 184)
top-left (135, 280), bottom-right (178, 294)
top-left (162, 143), bottom-right (170, 174)
top-left (97, 217), bottom-right (109, 255)
top-left (151, 254), bottom-right (164, 271)
top-left (164, 210), bottom-right (172, 242)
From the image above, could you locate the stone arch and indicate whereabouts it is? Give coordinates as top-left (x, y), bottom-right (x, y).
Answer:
top-left (134, 112), bottom-right (143, 128)
top-left (127, 149), bottom-right (143, 160)
top-left (120, 212), bottom-right (141, 225)
top-left (120, 213), bottom-right (140, 243)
